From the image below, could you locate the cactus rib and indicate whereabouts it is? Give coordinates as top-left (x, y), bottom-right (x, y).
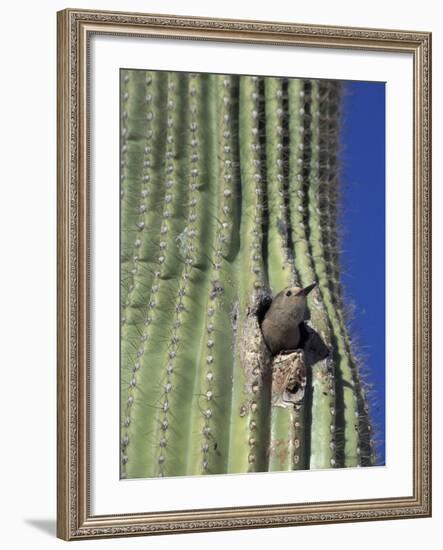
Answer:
top-left (120, 70), bottom-right (169, 478)
top-left (264, 77), bottom-right (303, 472)
top-left (182, 73), bottom-right (231, 476)
top-left (124, 72), bottom-right (191, 478)
top-left (318, 81), bottom-right (374, 466)
top-left (227, 76), bottom-right (270, 473)
top-left (186, 75), bottom-right (241, 475)
top-left (286, 79), bottom-right (337, 470)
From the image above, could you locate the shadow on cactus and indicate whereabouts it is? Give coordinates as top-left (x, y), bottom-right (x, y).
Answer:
top-left (120, 69), bottom-right (380, 479)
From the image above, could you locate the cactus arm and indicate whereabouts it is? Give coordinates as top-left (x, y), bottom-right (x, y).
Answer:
top-left (227, 76), bottom-right (270, 473)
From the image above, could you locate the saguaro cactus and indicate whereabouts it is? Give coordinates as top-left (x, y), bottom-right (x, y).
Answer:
top-left (120, 69), bottom-right (375, 479)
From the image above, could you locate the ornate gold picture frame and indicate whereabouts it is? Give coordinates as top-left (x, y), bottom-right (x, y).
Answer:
top-left (57, 8), bottom-right (431, 540)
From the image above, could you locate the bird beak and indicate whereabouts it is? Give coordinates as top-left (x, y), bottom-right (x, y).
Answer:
top-left (298, 282), bottom-right (317, 296)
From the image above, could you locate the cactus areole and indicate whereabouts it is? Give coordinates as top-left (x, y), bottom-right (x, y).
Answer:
top-left (120, 70), bottom-right (374, 479)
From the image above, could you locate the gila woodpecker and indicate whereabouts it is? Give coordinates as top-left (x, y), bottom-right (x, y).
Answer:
top-left (261, 283), bottom-right (317, 355)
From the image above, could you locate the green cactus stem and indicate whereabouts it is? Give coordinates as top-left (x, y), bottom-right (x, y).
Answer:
top-left (120, 69), bottom-right (375, 479)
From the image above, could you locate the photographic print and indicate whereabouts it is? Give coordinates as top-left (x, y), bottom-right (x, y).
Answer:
top-left (119, 70), bottom-right (385, 479)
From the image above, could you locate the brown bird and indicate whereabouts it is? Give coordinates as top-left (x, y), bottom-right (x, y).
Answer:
top-left (261, 283), bottom-right (317, 355)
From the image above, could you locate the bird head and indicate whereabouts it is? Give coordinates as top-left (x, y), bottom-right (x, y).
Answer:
top-left (271, 282), bottom-right (317, 324)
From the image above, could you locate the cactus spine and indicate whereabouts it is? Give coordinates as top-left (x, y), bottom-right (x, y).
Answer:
top-left (121, 69), bottom-right (374, 478)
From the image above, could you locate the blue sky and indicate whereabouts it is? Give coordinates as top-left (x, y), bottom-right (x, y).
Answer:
top-left (340, 80), bottom-right (386, 465)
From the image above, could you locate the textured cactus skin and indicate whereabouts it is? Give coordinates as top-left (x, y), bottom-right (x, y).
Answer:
top-left (120, 69), bottom-right (375, 479)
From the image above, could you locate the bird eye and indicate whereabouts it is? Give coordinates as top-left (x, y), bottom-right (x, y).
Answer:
top-left (286, 290), bottom-right (292, 297)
